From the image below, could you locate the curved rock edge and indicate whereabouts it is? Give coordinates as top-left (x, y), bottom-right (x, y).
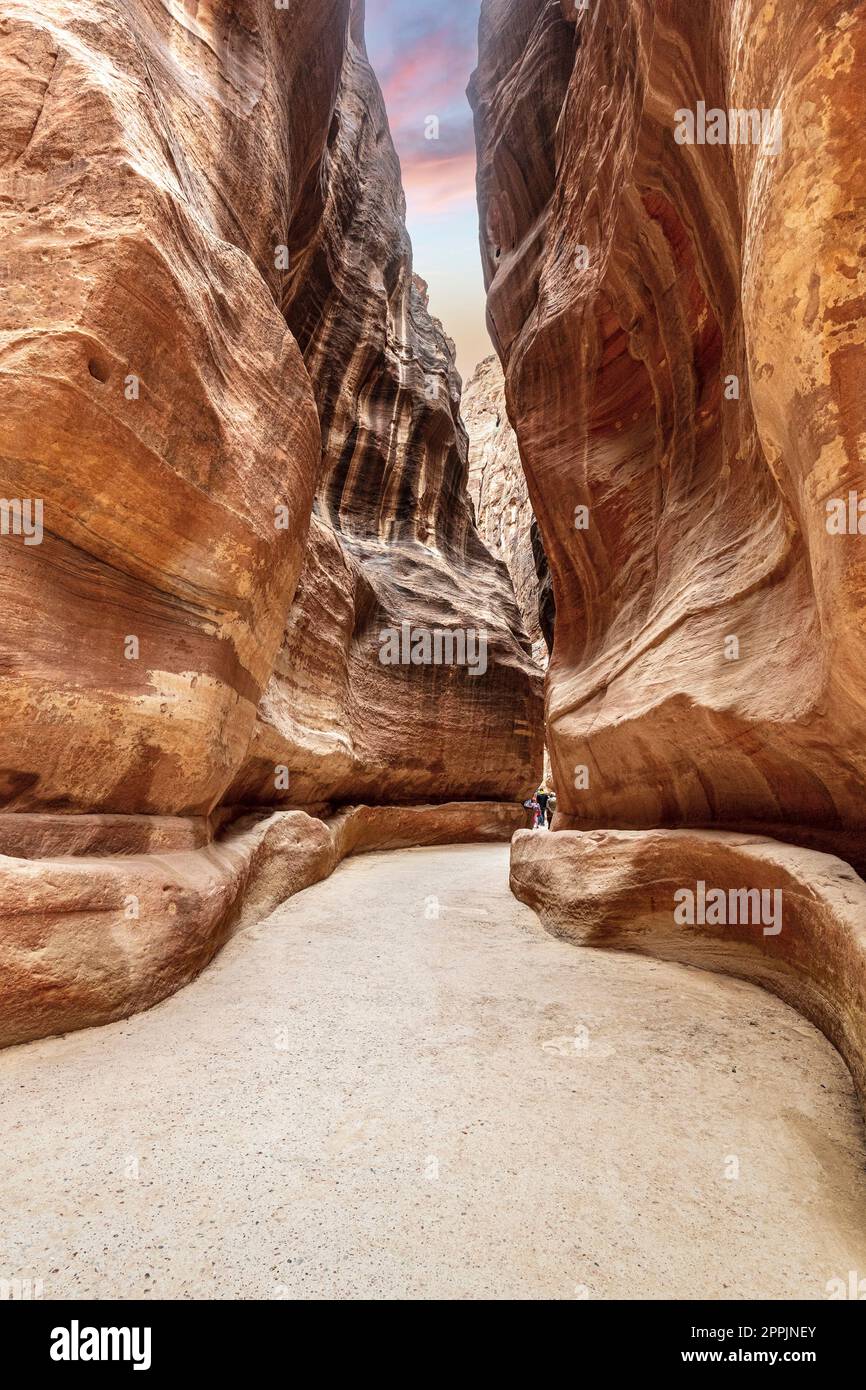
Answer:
top-left (0, 801), bottom-right (525, 1049)
top-left (509, 827), bottom-right (866, 1117)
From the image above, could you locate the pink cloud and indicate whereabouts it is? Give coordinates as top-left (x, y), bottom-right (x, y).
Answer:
top-left (401, 151), bottom-right (478, 219)
top-left (375, 30), bottom-right (477, 159)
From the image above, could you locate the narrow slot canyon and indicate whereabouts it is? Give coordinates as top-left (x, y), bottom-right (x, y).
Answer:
top-left (1, 0), bottom-right (865, 1319)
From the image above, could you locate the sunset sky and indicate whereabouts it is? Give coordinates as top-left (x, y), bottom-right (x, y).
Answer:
top-left (364, 0), bottom-right (490, 381)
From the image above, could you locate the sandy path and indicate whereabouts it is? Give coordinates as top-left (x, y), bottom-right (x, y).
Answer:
top-left (2, 843), bottom-right (865, 1300)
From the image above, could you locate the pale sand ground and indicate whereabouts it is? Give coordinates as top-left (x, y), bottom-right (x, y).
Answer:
top-left (2, 842), bottom-right (866, 1301)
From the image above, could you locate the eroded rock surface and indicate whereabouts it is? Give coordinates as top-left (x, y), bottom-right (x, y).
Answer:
top-left (510, 827), bottom-right (866, 1118)
top-left (0, 0), bottom-right (541, 827)
top-left (472, 0), bottom-right (866, 859)
top-left (0, 800), bottom-right (527, 1048)
top-left (464, 355), bottom-right (551, 667)
top-left (230, 20), bottom-right (543, 810)
top-left (0, 0), bottom-right (344, 817)
top-left (0, 0), bottom-right (543, 1044)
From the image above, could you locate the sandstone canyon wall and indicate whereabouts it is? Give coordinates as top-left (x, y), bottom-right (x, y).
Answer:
top-left (228, 13), bottom-right (542, 810)
top-left (0, 0), bottom-right (542, 1044)
top-left (473, 0), bottom-right (866, 1109)
top-left (464, 354), bottom-right (552, 668)
top-left (472, 0), bottom-right (866, 865)
top-left (0, 0), bottom-right (344, 828)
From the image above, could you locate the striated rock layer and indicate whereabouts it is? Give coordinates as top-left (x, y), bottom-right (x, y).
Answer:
top-left (0, 0), bottom-right (541, 828)
top-left (472, 0), bottom-right (866, 862)
top-left (230, 14), bottom-right (542, 810)
top-left (0, 0), bottom-right (343, 818)
top-left (0, 0), bottom-right (543, 1043)
top-left (464, 354), bottom-right (552, 668)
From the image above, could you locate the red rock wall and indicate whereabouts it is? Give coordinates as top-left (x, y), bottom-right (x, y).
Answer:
top-left (472, 0), bottom-right (866, 861)
top-left (0, 0), bottom-right (542, 833)
top-left (0, 0), bottom-right (349, 818)
top-left (0, 0), bottom-right (543, 1045)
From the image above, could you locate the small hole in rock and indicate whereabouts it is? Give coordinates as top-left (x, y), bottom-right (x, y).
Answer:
top-left (88, 358), bottom-right (110, 383)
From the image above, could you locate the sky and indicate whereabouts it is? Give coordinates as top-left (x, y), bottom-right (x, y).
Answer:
top-left (364, 0), bottom-right (490, 381)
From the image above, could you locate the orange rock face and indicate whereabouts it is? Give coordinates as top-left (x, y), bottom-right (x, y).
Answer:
top-left (0, 0), bottom-right (352, 817)
top-left (0, 0), bottom-right (541, 826)
top-left (472, 0), bottom-right (866, 860)
top-left (0, 1), bottom-right (543, 1045)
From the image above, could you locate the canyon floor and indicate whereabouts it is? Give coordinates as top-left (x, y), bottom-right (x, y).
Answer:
top-left (2, 842), bottom-right (865, 1300)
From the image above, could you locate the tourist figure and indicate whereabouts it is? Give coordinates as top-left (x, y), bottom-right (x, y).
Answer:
top-left (522, 794), bottom-right (543, 829)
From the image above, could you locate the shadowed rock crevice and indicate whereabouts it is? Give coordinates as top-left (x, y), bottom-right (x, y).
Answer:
top-left (228, 10), bottom-right (543, 812)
